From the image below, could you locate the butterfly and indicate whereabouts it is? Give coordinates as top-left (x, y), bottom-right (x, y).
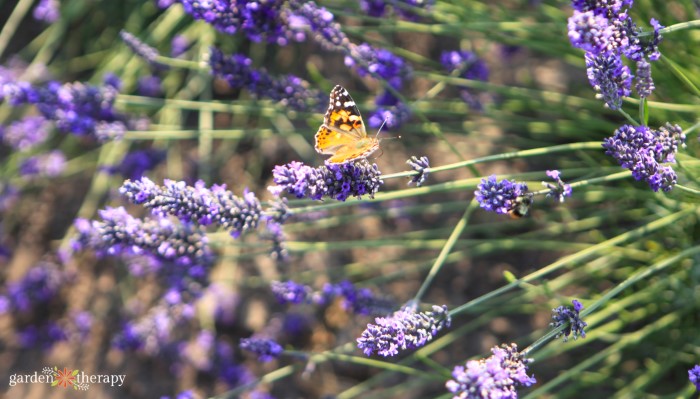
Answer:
top-left (315, 85), bottom-right (380, 164)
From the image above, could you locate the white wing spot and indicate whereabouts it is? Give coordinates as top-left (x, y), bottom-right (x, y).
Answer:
top-left (344, 101), bottom-right (355, 108)
top-left (335, 100), bottom-right (341, 106)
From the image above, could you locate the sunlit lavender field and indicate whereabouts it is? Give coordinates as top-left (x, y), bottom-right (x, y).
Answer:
top-left (1, 0), bottom-right (700, 398)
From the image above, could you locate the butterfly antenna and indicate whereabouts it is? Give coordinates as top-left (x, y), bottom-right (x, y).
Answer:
top-left (375, 117), bottom-right (390, 139)
top-left (375, 117), bottom-right (402, 141)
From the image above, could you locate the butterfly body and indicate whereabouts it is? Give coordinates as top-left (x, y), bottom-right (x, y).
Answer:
top-left (315, 85), bottom-right (380, 164)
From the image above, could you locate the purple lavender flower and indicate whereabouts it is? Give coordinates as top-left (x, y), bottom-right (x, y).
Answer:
top-left (33, 0), bottom-right (60, 23)
top-left (406, 155), bottom-right (430, 187)
top-left (0, 116), bottom-right (51, 151)
top-left (633, 59), bottom-right (654, 98)
top-left (360, 0), bottom-right (435, 20)
top-left (72, 206), bottom-right (214, 267)
top-left (543, 170), bottom-right (572, 203)
top-left (137, 75), bottom-right (163, 97)
top-left (120, 177), bottom-right (262, 238)
top-left (18, 322), bottom-right (67, 349)
top-left (345, 43), bottom-right (412, 90)
top-left (2, 80), bottom-right (133, 141)
top-left (0, 183), bottom-right (18, 212)
top-left (568, 10), bottom-right (619, 56)
top-left (475, 175), bottom-right (529, 215)
top-left (446, 343), bottom-right (536, 398)
top-left (602, 123), bottom-right (685, 192)
top-left (262, 196), bottom-right (290, 260)
top-left (585, 52), bottom-right (632, 110)
top-left (113, 298), bottom-right (194, 355)
top-left (175, 0), bottom-right (293, 45)
top-left (320, 280), bottom-right (395, 315)
top-left (171, 35), bottom-right (190, 58)
top-left (0, 262), bottom-right (64, 314)
top-left (208, 48), bottom-right (323, 112)
top-left (441, 50), bottom-right (489, 81)
top-left (367, 90), bottom-right (412, 130)
top-left (286, 0), bottom-right (346, 48)
top-left (19, 150), bottom-right (66, 178)
top-left (270, 160), bottom-right (383, 201)
top-left (271, 280), bottom-right (313, 304)
top-left (357, 304), bottom-right (451, 357)
top-left (690, 365), bottom-right (700, 390)
top-left (120, 30), bottom-right (168, 69)
top-left (551, 299), bottom-right (588, 341)
top-left (624, 18), bottom-right (664, 62)
top-left (240, 337), bottom-right (284, 362)
top-left (106, 149), bottom-right (166, 180)
top-left (570, 0), bottom-right (633, 16)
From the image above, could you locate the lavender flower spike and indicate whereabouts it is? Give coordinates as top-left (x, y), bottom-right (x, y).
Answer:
top-left (270, 160), bottom-right (383, 201)
top-left (120, 177), bottom-right (262, 238)
top-left (475, 175), bottom-right (529, 215)
top-left (406, 156), bottom-right (430, 187)
top-left (543, 170), bottom-right (572, 203)
top-left (585, 52), bottom-right (632, 110)
top-left (550, 299), bottom-right (588, 341)
top-left (446, 343), bottom-right (536, 399)
top-left (689, 365), bottom-right (700, 390)
top-left (357, 305), bottom-right (450, 357)
top-left (240, 337), bottom-right (284, 362)
top-left (119, 30), bottom-right (167, 69)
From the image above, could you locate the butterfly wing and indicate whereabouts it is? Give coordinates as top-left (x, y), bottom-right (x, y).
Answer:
top-left (315, 85), bottom-right (377, 163)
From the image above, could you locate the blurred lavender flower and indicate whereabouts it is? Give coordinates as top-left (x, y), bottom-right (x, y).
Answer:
top-left (240, 337), bottom-right (284, 362)
top-left (0, 116), bottom-right (51, 151)
top-left (543, 170), bottom-right (572, 203)
top-left (689, 365), bottom-right (700, 390)
top-left (367, 90), bottom-right (412, 130)
top-left (270, 160), bottom-right (384, 201)
top-left (174, 0), bottom-right (293, 45)
top-left (634, 59), bottom-right (654, 98)
top-left (72, 206), bottom-right (214, 267)
top-left (170, 35), bottom-right (190, 58)
top-left (262, 196), bottom-right (290, 260)
top-left (120, 177), bottom-right (262, 238)
top-left (137, 75), bottom-right (163, 97)
top-left (120, 30), bottom-right (168, 69)
top-left (114, 298), bottom-right (194, 355)
top-left (602, 123), bottom-right (685, 192)
top-left (406, 155), bottom-right (430, 187)
top-left (0, 262), bottom-right (64, 314)
top-left (103, 73), bottom-right (122, 91)
top-left (441, 50), bottom-right (489, 81)
top-left (105, 148), bottom-right (166, 180)
top-left (208, 47), bottom-right (323, 112)
top-left (0, 183), bottom-right (18, 212)
top-left (446, 343), bottom-right (536, 399)
top-left (345, 43), bottom-right (412, 89)
top-left (33, 0), bottom-right (60, 23)
top-left (18, 322), bottom-right (67, 349)
top-left (585, 52), bottom-right (632, 110)
top-left (357, 305), bottom-right (450, 357)
top-left (551, 299), bottom-right (588, 341)
top-left (19, 150), bottom-right (66, 178)
top-left (360, 0), bottom-right (434, 20)
top-left (286, 0), bottom-right (348, 49)
top-left (475, 175), bottom-right (530, 215)
top-left (320, 280), bottom-right (395, 315)
top-left (271, 281), bottom-right (313, 304)
top-left (1, 79), bottom-right (133, 141)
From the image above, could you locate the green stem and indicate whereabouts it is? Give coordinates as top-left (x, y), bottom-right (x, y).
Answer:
top-left (413, 201), bottom-right (476, 302)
